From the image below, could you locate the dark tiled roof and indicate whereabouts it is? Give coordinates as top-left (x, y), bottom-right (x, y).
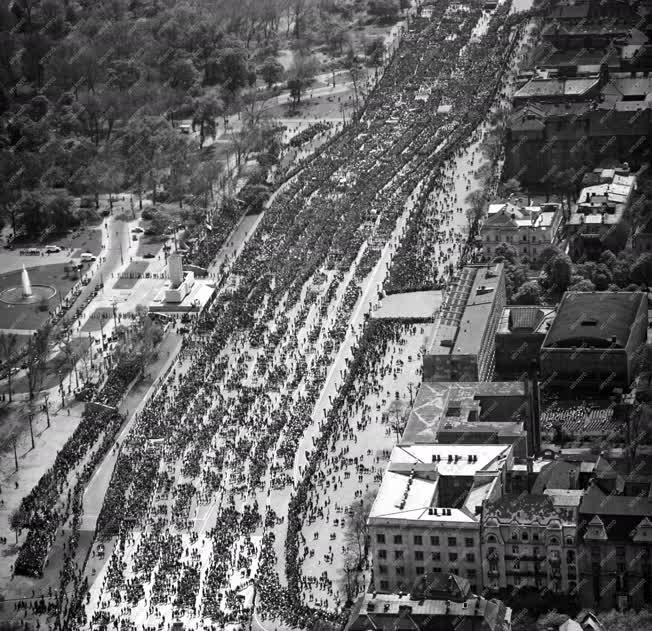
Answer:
top-left (543, 292), bottom-right (646, 348)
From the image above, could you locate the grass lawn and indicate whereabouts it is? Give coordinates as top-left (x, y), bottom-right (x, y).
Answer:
top-left (0, 264), bottom-right (79, 331)
top-left (80, 307), bottom-right (114, 333)
top-left (135, 236), bottom-right (165, 258)
top-left (11, 227), bottom-right (102, 257)
top-left (113, 261), bottom-right (150, 290)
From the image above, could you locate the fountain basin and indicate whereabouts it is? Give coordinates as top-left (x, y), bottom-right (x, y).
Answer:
top-left (0, 284), bottom-right (57, 305)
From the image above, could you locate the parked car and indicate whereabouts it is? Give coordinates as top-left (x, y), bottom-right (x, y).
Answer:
top-left (45, 245), bottom-right (62, 253)
top-left (132, 227), bottom-right (144, 233)
top-left (143, 252), bottom-right (156, 259)
top-left (80, 252), bottom-right (96, 262)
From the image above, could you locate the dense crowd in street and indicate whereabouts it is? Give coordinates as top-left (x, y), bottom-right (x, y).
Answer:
top-left (5, 1), bottom-right (533, 629)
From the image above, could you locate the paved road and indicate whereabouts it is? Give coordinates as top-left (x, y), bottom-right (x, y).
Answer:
top-left (80, 328), bottom-right (183, 532)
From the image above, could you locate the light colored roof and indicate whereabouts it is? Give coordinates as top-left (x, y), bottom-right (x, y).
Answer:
top-left (544, 488), bottom-right (584, 507)
top-left (389, 444), bottom-right (511, 476)
top-left (372, 291), bottom-right (442, 321)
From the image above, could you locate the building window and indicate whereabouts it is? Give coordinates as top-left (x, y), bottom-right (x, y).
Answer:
top-left (565, 537), bottom-right (574, 546)
top-left (466, 553), bottom-right (475, 563)
top-left (522, 532), bottom-right (529, 541)
top-left (465, 538), bottom-right (474, 548)
top-left (549, 537), bottom-right (559, 546)
top-left (378, 550), bottom-right (387, 560)
top-left (432, 567), bottom-right (441, 573)
top-left (432, 552), bottom-right (441, 561)
top-left (514, 559), bottom-right (520, 569)
top-left (416, 566), bottom-right (425, 576)
top-left (396, 566), bottom-right (405, 577)
top-left (430, 535), bottom-right (440, 546)
top-left (377, 534), bottom-right (386, 544)
top-left (393, 535), bottom-right (402, 545)
top-left (511, 531), bottom-right (519, 540)
top-left (487, 534), bottom-right (497, 543)
top-left (448, 537), bottom-right (457, 547)
top-left (415, 551), bottom-right (424, 561)
top-left (394, 550), bottom-right (403, 560)
top-left (512, 545), bottom-right (519, 554)
top-left (380, 580), bottom-right (389, 590)
top-left (379, 565), bottom-right (388, 575)
top-left (414, 535), bottom-right (423, 546)
top-left (533, 533), bottom-right (539, 541)
top-left (449, 552), bottom-right (458, 562)
top-left (616, 546), bottom-right (625, 558)
top-left (471, 584), bottom-right (478, 593)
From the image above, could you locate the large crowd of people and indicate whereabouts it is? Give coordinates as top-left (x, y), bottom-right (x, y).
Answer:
top-left (7, 1), bottom-right (535, 629)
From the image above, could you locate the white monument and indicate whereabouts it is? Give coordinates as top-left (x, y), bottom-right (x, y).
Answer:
top-left (165, 252), bottom-right (194, 304)
top-left (21, 265), bottom-right (32, 298)
top-left (168, 252), bottom-right (184, 288)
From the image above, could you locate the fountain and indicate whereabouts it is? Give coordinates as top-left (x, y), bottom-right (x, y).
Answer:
top-left (0, 265), bottom-right (56, 305)
top-left (21, 265), bottom-right (32, 298)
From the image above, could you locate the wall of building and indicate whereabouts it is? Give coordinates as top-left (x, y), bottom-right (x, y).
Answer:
top-left (482, 522), bottom-right (578, 594)
top-left (423, 354), bottom-right (479, 382)
top-left (625, 295), bottom-right (649, 383)
top-left (504, 110), bottom-right (651, 186)
top-left (539, 348), bottom-right (629, 390)
top-left (496, 332), bottom-right (546, 377)
top-left (578, 540), bottom-right (652, 610)
top-left (478, 274), bottom-right (507, 382)
top-left (369, 521), bottom-right (483, 594)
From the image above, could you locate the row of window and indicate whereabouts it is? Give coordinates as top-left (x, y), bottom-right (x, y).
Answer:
top-left (486, 534), bottom-right (572, 545)
top-left (377, 549), bottom-right (476, 563)
top-left (377, 565), bottom-right (478, 578)
top-left (376, 534), bottom-right (474, 547)
top-left (486, 234), bottom-right (547, 242)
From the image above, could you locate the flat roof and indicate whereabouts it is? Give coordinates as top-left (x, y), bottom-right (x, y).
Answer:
top-left (368, 444), bottom-right (512, 523)
top-left (401, 381), bottom-right (525, 445)
top-left (372, 291), bottom-right (442, 321)
top-left (542, 291), bottom-right (646, 349)
top-left (426, 264), bottom-right (504, 357)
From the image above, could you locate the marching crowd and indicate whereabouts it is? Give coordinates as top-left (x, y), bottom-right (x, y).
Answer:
top-left (7, 0), bottom-right (531, 629)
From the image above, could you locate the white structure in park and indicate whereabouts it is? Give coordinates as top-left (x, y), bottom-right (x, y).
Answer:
top-left (22, 265), bottom-right (32, 297)
top-left (164, 252), bottom-right (195, 304)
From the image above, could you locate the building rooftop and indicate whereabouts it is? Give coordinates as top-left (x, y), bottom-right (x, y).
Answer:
top-left (368, 444), bottom-right (512, 523)
top-left (426, 264), bottom-right (504, 357)
top-left (400, 381), bottom-right (526, 445)
top-left (497, 306), bottom-right (556, 335)
top-left (542, 291), bottom-right (646, 349)
top-left (544, 488), bottom-right (584, 508)
top-left (349, 590), bottom-right (511, 631)
top-left (483, 493), bottom-right (577, 526)
top-left (579, 484), bottom-right (652, 542)
top-left (513, 76), bottom-right (599, 99)
top-left (372, 291), bottom-right (442, 321)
